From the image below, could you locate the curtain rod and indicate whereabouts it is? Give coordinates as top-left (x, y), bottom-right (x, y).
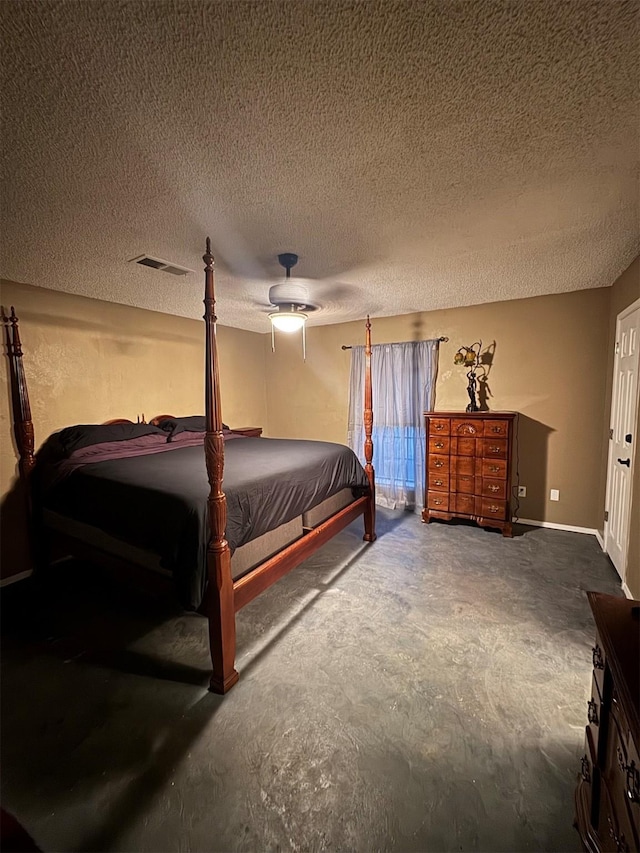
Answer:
top-left (341, 336), bottom-right (449, 350)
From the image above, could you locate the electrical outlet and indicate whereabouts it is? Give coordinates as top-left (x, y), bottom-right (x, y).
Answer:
top-left (550, 489), bottom-right (560, 501)
top-left (517, 486), bottom-right (527, 497)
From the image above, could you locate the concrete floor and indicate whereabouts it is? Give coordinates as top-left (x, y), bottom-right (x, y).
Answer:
top-left (0, 509), bottom-right (623, 852)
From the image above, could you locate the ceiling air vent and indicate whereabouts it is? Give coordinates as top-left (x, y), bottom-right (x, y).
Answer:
top-left (130, 255), bottom-right (195, 276)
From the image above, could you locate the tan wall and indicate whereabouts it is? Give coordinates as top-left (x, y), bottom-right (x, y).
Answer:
top-left (599, 258), bottom-right (640, 598)
top-left (3, 266), bottom-right (638, 593)
top-left (265, 287), bottom-right (613, 531)
top-left (0, 280), bottom-right (267, 580)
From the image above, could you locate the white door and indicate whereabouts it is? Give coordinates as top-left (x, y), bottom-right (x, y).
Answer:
top-left (605, 301), bottom-right (640, 580)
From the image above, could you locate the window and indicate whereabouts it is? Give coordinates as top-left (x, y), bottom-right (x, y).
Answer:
top-left (348, 340), bottom-right (439, 510)
top-left (373, 425), bottom-right (419, 490)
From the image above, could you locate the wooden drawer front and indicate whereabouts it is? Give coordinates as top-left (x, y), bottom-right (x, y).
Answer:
top-left (609, 695), bottom-right (640, 838)
top-left (623, 738), bottom-right (640, 837)
top-left (478, 498), bottom-right (507, 520)
top-left (591, 632), bottom-right (605, 701)
top-left (427, 492), bottom-right (449, 511)
top-left (582, 726), bottom-right (597, 787)
top-left (429, 454), bottom-right (449, 472)
top-left (481, 458), bottom-right (507, 479)
top-left (451, 455), bottom-right (476, 476)
top-left (429, 436), bottom-right (450, 454)
top-left (428, 473), bottom-right (449, 491)
top-left (608, 709), bottom-right (640, 804)
top-left (428, 418), bottom-right (450, 436)
top-left (585, 725), bottom-right (598, 768)
top-left (481, 478), bottom-right (507, 500)
top-left (481, 438), bottom-right (508, 459)
top-left (587, 674), bottom-right (602, 756)
top-left (600, 774), bottom-right (639, 853)
top-left (576, 731), bottom-right (598, 843)
top-left (451, 437), bottom-right (477, 456)
top-left (452, 418), bottom-right (484, 437)
top-left (455, 473), bottom-right (476, 495)
top-left (484, 419), bottom-right (510, 437)
top-left (455, 494), bottom-right (475, 514)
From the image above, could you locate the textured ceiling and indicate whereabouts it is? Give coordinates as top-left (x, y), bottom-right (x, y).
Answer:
top-left (1, 0), bottom-right (639, 332)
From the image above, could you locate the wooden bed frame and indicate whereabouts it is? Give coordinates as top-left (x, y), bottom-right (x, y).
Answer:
top-left (2, 239), bottom-right (376, 693)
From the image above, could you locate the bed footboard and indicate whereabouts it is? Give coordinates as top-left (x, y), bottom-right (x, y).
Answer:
top-left (233, 496), bottom-right (369, 611)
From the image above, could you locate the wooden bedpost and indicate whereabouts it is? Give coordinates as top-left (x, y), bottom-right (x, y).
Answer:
top-left (202, 239), bottom-right (239, 694)
top-left (363, 315), bottom-right (376, 542)
top-left (3, 308), bottom-right (35, 481)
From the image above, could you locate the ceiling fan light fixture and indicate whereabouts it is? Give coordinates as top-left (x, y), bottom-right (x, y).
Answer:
top-left (268, 252), bottom-right (310, 360)
top-left (268, 307), bottom-right (308, 332)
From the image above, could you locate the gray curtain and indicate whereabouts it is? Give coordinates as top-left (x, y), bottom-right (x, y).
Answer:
top-left (348, 339), bottom-right (439, 510)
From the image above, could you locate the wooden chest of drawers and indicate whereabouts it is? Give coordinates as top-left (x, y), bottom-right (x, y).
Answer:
top-left (575, 592), bottom-right (640, 853)
top-left (421, 411), bottom-right (516, 537)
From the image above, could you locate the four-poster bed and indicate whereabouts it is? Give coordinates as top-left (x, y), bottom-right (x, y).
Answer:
top-left (2, 239), bottom-right (376, 694)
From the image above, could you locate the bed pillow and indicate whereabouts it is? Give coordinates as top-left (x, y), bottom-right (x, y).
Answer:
top-left (57, 423), bottom-right (167, 455)
top-left (157, 415), bottom-right (230, 441)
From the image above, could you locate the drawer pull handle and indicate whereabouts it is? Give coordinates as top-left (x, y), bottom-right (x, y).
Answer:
top-left (490, 426), bottom-right (503, 433)
top-left (489, 445), bottom-right (501, 453)
top-left (587, 699), bottom-right (599, 726)
top-left (435, 424), bottom-right (444, 431)
top-left (616, 750), bottom-right (640, 804)
top-left (580, 755), bottom-right (591, 783)
top-left (434, 479), bottom-right (443, 486)
top-left (488, 485), bottom-right (500, 492)
top-left (607, 815), bottom-right (629, 852)
top-left (592, 645), bottom-right (604, 670)
top-left (618, 746), bottom-right (626, 773)
top-left (434, 441), bottom-right (444, 448)
top-left (433, 499), bottom-right (443, 506)
top-left (435, 460), bottom-right (444, 468)
top-left (626, 762), bottom-right (640, 804)
top-left (489, 465), bottom-right (500, 473)
top-left (488, 505), bottom-right (500, 513)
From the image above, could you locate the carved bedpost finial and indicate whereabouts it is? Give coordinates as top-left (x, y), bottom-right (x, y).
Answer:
top-left (203, 237), bottom-right (213, 270)
top-left (10, 306), bottom-right (23, 356)
top-left (203, 238), bottom-right (219, 415)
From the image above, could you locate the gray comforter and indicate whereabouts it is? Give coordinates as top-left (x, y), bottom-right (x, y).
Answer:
top-left (43, 437), bottom-right (369, 608)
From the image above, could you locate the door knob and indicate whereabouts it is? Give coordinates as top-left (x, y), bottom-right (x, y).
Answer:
top-left (617, 458), bottom-right (631, 467)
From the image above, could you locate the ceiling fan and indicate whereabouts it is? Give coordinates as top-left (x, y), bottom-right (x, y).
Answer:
top-left (262, 252), bottom-right (318, 360)
top-left (247, 250), bottom-right (362, 359)
top-left (267, 252), bottom-right (319, 334)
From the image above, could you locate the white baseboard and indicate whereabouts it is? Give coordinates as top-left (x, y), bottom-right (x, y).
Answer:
top-left (514, 518), bottom-right (599, 537)
top-left (595, 530), bottom-right (605, 551)
top-left (0, 569), bottom-right (33, 587)
top-left (622, 582), bottom-right (634, 600)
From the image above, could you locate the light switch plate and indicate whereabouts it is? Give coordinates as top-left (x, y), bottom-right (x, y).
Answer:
top-left (550, 489), bottom-right (560, 501)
